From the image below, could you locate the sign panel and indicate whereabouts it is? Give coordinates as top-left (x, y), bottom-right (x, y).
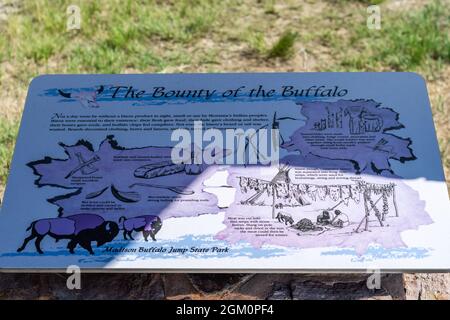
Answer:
top-left (0, 73), bottom-right (449, 271)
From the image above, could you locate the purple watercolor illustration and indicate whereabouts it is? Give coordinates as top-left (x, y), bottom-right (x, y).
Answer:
top-left (17, 214), bottom-right (119, 255)
top-left (27, 135), bottom-right (220, 219)
top-left (23, 98), bottom-right (433, 257)
top-left (217, 165), bottom-right (431, 254)
top-left (215, 99), bottom-right (432, 254)
top-left (119, 215), bottom-right (162, 241)
top-left (282, 99), bottom-right (416, 175)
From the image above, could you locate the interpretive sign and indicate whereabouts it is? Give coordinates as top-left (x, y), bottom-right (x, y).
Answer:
top-left (0, 73), bottom-right (449, 271)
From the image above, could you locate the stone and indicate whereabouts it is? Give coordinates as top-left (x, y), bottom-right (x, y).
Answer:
top-left (267, 282), bottom-right (292, 300)
top-left (188, 274), bottom-right (247, 294)
top-left (162, 274), bottom-right (199, 300)
top-left (403, 273), bottom-right (450, 300)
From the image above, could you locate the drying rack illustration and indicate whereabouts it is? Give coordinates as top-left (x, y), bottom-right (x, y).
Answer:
top-left (238, 165), bottom-right (398, 232)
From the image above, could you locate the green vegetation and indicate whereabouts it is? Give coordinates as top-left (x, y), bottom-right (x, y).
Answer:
top-left (244, 29), bottom-right (299, 59)
top-left (0, 119), bottom-right (19, 186)
top-left (1, 1), bottom-right (448, 77)
top-left (245, 31), bottom-right (267, 55)
top-left (341, 1), bottom-right (450, 72)
top-left (325, 0), bottom-right (385, 5)
top-left (0, 0), bottom-right (226, 81)
top-left (263, 0), bottom-right (277, 14)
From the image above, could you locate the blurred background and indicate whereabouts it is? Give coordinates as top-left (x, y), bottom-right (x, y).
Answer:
top-left (0, 0), bottom-right (448, 300)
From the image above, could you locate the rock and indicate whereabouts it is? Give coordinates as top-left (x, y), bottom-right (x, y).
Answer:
top-left (162, 274), bottom-right (198, 300)
top-left (0, 273), bottom-right (165, 300)
top-left (267, 282), bottom-right (292, 300)
top-left (289, 274), bottom-right (395, 300)
top-left (236, 274), bottom-right (292, 300)
top-left (188, 274), bottom-right (247, 294)
top-left (0, 272), bottom-right (447, 300)
top-left (403, 273), bottom-right (450, 300)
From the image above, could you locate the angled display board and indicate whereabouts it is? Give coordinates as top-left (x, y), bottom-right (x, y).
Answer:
top-left (0, 73), bottom-right (449, 272)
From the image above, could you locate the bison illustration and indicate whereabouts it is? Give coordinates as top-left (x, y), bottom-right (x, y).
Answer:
top-left (17, 214), bottom-right (119, 255)
top-left (276, 212), bottom-right (294, 225)
top-left (119, 215), bottom-right (162, 241)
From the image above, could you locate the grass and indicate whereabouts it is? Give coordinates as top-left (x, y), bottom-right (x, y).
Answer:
top-left (268, 31), bottom-right (298, 59)
top-left (340, 1), bottom-right (450, 72)
top-left (244, 31), bottom-right (267, 55)
top-left (263, 0), bottom-right (277, 14)
top-left (347, 0), bottom-right (385, 4)
top-left (244, 29), bottom-right (299, 59)
top-left (432, 94), bottom-right (450, 183)
top-left (0, 119), bottom-right (19, 187)
top-left (0, 0), bottom-right (226, 81)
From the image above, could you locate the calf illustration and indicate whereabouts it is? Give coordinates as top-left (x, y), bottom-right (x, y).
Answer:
top-left (119, 215), bottom-right (162, 241)
top-left (276, 212), bottom-right (294, 225)
top-left (17, 214), bottom-right (119, 255)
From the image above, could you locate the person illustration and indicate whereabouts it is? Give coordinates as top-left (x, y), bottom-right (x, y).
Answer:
top-left (345, 106), bottom-right (365, 135)
top-left (330, 209), bottom-right (349, 228)
top-left (316, 210), bottom-right (331, 225)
